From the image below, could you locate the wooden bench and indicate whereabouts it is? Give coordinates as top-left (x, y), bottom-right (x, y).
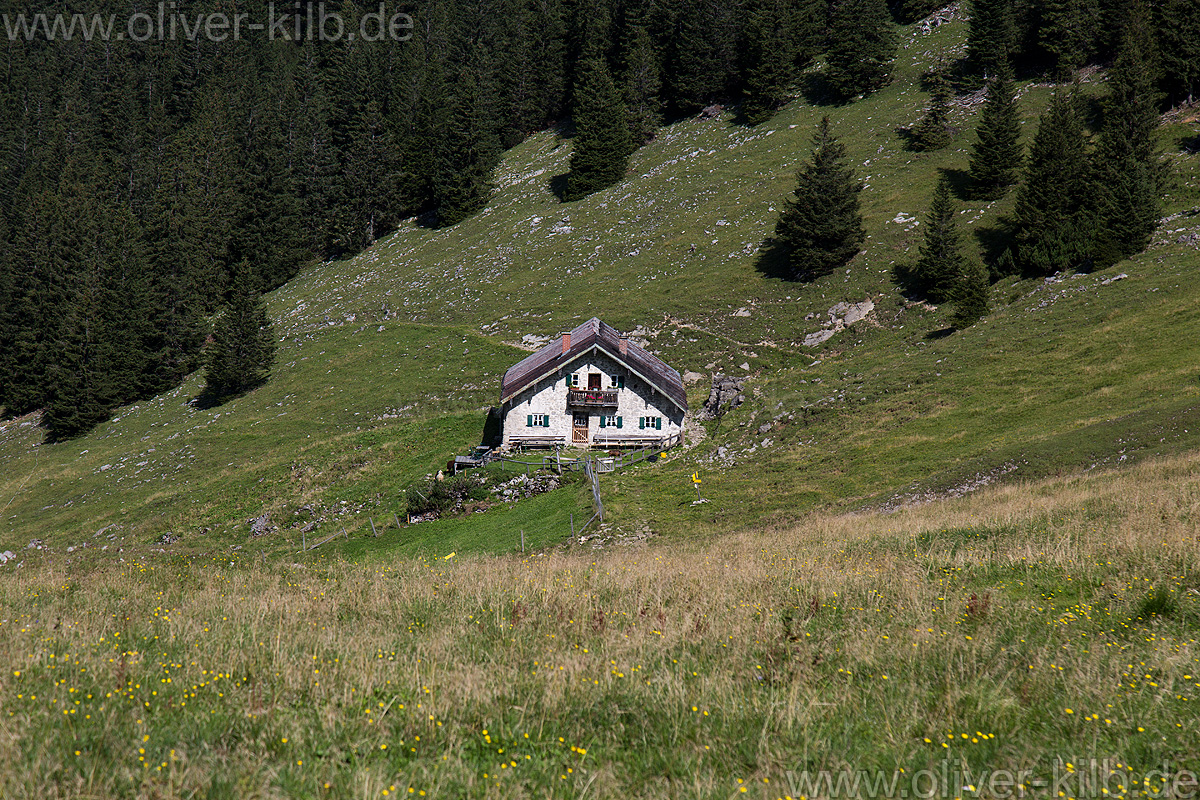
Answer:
top-left (591, 436), bottom-right (666, 448)
top-left (508, 435), bottom-right (566, 449)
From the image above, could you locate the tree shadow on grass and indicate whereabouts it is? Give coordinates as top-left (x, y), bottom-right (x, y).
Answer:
top-left (894, 125), bottom-right (918, 150)
top-left (753, 238), bottom-right (796, 281)
top-left (924, 326), bottom-right (956, 340)
top-left (973, 223), bottom-right (1012, 276)
top-left (938, 166), bottom-right (974, 201)
top-left (548, 173), bottom-right (570, 202)
top-left (796, 72), bottom-right (850, 108)
top-left (188, 385), bottom-right (242, 411)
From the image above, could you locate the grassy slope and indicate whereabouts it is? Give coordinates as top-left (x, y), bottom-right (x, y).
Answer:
top-left (1, 450), bottom-right (1196, 798)
top-left (0, 17), bottom-right (1199, 553)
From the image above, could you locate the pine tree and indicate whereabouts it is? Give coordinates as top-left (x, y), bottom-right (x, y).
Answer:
top-left (564, 58), bottom-right (633, 201)
top-left (619, 25), bottom-right (663, 144)
top-left (825, 0), bottom-right (898, 99)
top-left (968, 69), bottom-right (1024, 199)
top-left (910, 72), bottom-right (954, 151)
top-left (1008, 91), bottom-right (1093, 275)
top-left (899, 176), bottom-right (965, 303)
top-left (950, 258), bottom-right (991, 329)
top-left (966, 0), bottom-right (1018, 79)
top-left (203, 262), bottom-right (277, 402)
top-left (774, 116), bottom-right (865, 280)
top-left (741, 0), bottom-right (798, 125)
top-left (1090, 4), bottom-right (1163, 268)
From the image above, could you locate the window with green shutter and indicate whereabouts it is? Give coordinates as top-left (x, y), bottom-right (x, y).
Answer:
top-left (618, 375), bottom-right (625, 388)
top-left (527, 414), bottom-right (533, 427)
top-left (599, 415), bottom-right (607, 428)
top-left (638, 417), bottom-right (645, 429)
top-left (543, 415), bottom-right (551, 428)
top-left (655, 417), bottom-right (662, 430)
top-left (616, 416), bottom-right (623, 428)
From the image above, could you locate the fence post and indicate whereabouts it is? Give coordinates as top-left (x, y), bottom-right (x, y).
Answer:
top-left (570, 513), bottom-right (574, 536)
top-left (394, 513), bottom-right (401, 530)
top-left (370, 518), bottom-right (378, 538)
top-left (342, 525), bottom-right (348, 541)
top-left (520, 530), bottom-right (525, 553)
top-left (302, 530), bottom-right (306, 551)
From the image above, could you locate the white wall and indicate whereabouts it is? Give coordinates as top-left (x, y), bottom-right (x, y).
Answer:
top-left (501, 349), bottom-right (684, 448)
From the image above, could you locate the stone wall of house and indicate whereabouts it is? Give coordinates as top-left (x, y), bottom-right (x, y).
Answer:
top-left (501, 349), bottom-right (684, 447)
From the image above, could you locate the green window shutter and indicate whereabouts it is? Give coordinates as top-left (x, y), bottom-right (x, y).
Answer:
top-left (616, 416), bottom-right (623, 429)
top-left (527, 414), bottom-right (533, 427)
top-left (618, 376), bottom-right (625, 388)
top-left (599, 416), bottom-right (607, 428)
top-left (543, 415), bottom-right (551, 428)
top-left (639, 417), bottom-right (645, 430)
top-left (655, 417), bottom-right (662, 430)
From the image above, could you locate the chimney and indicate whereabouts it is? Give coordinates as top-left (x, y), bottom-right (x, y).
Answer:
top-left (619, 334), bottom-right (628, 356)
top-left (561, 331), bottom-right (571, 353)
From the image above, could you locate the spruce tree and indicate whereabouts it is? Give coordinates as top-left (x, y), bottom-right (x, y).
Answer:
top-left (431, 66), bottom-right (502, 227)
top-left (1090, 4), bottom-right (1163, 269)
top-left (1041, 0), bottom-right (1102, 79)
top-left (899, 176), bottom-right (965, 303)
top-left (968, 69), bottom-right (1023, 199)
top-left (0, 214), bottom-right (13, 413)
top-left (741, 0), bottom-right (798, 125)
top-left (1153, 0), bottom-right (1200, 104)
top-left (666, 0), bottom-right (739, 113)
top-left (619, 25), bottom-right (663, 144)
top-left (950, 258), bottom-right (991, 329)
top-left (910, 72), bottom-right (954, 151)
top-left (204, 262), bottom-right (277, 401)
top-left (1008, 91), bottom-right (1092, 275)
top-left (966, 0), bottom-right (1017, 80)
top-left (895, 0), bottom-right (947, 22)
top-left (564, 58), bottom-right (633, 201)
top-left (825, 0), bottom-right (898, 99)
top-left (774, 117), bottom-right (865, 280)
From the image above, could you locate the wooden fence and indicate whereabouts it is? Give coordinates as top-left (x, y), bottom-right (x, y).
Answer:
top-left (301, 436), bottom-right (680, 552)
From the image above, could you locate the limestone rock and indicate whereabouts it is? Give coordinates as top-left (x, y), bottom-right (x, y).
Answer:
top-left (803, 328), bottom-right (839, 347)
top-left (699, 374), bottom-right (746, 420)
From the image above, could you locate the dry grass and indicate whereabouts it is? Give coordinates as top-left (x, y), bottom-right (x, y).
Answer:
top-left (1, 453), bottom-right (1197, 798)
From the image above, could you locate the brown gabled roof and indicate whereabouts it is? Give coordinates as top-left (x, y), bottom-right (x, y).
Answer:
top-left (500, 318), bottom-right (687, 411)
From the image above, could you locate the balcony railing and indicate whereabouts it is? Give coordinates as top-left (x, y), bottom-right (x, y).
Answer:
top-left (567, 388), bottom-right (618, 408)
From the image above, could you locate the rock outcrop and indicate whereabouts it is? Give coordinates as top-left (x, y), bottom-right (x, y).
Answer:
top-left (699, 374), bottom-right (746, 420)
top-left (803, 299), bottom-right (875, 347)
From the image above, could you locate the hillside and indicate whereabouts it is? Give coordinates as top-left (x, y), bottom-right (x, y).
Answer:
top-left (1, 14), bottom-right (1199, 558)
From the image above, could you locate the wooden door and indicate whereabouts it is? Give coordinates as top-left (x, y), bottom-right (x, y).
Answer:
top-left (573, 413), bottom-right (589, 443)
top-left (588, 373), bottom-right (601, 390)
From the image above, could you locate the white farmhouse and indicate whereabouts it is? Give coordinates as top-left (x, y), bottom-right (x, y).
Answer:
top-left (499, 318), bottom-right (687, 449)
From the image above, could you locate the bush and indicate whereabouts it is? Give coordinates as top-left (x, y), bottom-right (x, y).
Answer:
top-left (404, 474), bottom-right (489, 518)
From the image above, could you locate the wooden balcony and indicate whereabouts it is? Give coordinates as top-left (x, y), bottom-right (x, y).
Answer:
top-left (566, 388), bottom-right (618, 408)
